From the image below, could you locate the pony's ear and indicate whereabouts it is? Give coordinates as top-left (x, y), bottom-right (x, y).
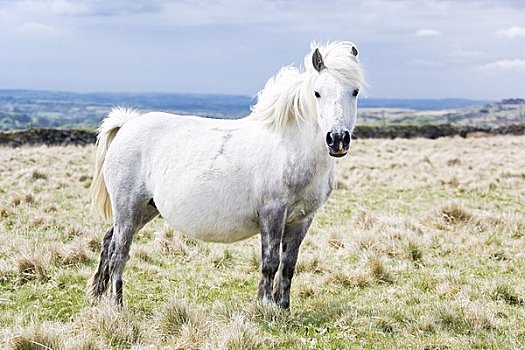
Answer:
top-left (312, 48), bottom-right (325, 72)
top-left (351, 46), bottom-right (358, 57)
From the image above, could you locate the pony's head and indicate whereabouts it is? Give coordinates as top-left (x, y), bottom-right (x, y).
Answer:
top-left (249, 41), bottom-right (366, 158)
top-left (307, 41), bottom-right (366, 157)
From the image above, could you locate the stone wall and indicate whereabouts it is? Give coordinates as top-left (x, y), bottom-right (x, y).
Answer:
top-left (354, 124), bottom-right (525, 139)
top-left (0, 124), bottom-right (524, 147)
top-left (0, 129), bottom-right (96, 147)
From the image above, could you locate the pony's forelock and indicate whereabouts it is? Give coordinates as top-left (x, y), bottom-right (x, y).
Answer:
top-left (248, 41), bottom-right (367, 130)
top-left (307, 41), bottom-right (368, 91)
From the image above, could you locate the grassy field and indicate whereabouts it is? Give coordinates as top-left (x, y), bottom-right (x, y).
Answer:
top-left (1, 135), bottom-right (524, 349)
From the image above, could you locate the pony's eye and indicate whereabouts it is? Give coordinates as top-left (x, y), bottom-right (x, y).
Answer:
top-left (352, 89), bottom-right (359, 97)
top-left (314, 91), bottom-right (321, 98)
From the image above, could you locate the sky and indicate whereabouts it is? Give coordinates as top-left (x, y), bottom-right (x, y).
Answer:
top-left (0, 0), bottom-right (524, 99)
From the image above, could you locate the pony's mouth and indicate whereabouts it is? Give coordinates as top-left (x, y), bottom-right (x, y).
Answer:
top-left (329, 151), bottom-right (348, 158)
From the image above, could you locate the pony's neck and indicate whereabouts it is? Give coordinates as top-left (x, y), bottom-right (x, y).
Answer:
top-left (281, 117), bottom-right (334, 172)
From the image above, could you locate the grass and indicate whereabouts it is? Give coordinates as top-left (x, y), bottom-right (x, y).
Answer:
top-left (1, 136), bottom-right (525, 349)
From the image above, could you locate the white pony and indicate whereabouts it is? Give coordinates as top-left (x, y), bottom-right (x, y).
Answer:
top-left (88, 41), bottom-right (366, 308)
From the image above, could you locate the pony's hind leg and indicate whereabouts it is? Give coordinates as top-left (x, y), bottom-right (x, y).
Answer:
top-left (87, 227), bottom-right (114, 303)
top-left (273, 217), bottom-right (312, 309)
top-left (87, 200), bottom-right (159, 305)
top-left (109, 201), bottom-right (160, 305)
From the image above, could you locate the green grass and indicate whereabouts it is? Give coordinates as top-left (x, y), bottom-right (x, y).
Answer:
top-left (1, 137), bottom-right (525, 349)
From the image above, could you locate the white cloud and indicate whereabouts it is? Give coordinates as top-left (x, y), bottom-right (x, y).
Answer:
top-left (415, 28), bottom-right (442, 36)
top-left (17, 22), bottom-right (58, 35)
top-left (407, 58), bottom-right (444, 67)
top-left (478, 59), bottom-right (525, 72)
top-left (448, 50), bottom-right (489, 60)
top-left (496, 25), bottom-right (525, 38)
top-left (51, 0), bottom-right (162, 16)
top-left (51, 0), bottom-right (90, 15)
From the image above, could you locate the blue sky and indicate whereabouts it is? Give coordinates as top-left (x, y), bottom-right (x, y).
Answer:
top-left (0, 0), bottom-right (524, 99)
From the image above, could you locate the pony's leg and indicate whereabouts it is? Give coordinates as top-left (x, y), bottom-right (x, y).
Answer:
top-left (257, 204), bottom-right (287, 304)
top-left (87, 200), bottom-right (159, 305)
top-left (87, 226), bottom-right (114, 303)
top-left (108, 201), bottom-right (160, 305)
top-left (273, 217), bottom-right (313, 309)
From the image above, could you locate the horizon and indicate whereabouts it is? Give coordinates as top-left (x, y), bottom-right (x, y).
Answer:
top-left (0, 88), bottom-right (507, 102)
top-left (0, 0), bottom-right (524, 100)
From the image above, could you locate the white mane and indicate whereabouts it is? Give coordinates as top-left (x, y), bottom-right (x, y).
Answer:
top-left (247, 41), bottom-right (367, 129)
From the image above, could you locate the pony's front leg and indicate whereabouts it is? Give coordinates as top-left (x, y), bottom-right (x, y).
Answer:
top-left (273, 217), bottom-right (312, 309)
top-left (257, 203), bottom-right (287, 304)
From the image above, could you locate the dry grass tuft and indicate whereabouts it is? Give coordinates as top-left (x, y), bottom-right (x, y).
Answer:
top-left (447, 158), bottom-right (461, 166)
top-left (215, 315), bottom-right (261, 350)
top-left (326, 268), bottom-right (370, 289)
top-left (245, 301), bottom-right (288, 324)
top-left (248, 248), bottom-right (260, 272)
top-left (328, 231), bottom-right (345, 249)
top-left (10, 323), bottom-right (64, 350)
top-left (86, 233), bottom-right (101, 252)
top-left (0, 260), bottom-right (16, 281)
top-left (366, 254), bottom-right (393, 283)
top-left (211, 249), bottom-right (234, 268)
top-left (74, 301), bottom-right (142, 348)
top-left (23, 193), bottom-right (35, 204)
top-left (438, 202), bottom-right (473, 225)
top-left (355, 210), bottom-right (378, 230)
top-left (157, 297), bottom-right (203, 338)
top-left (0, 206), bottom-right (9, 218)
top-left (375, 317), bottom-right (395, 333)
top-left (132, 246), bottom-right (153, 263)
top-left (59, 245), bottom-right (90, 266)
top-left (11, 196), bottom-right (21, 206)
top-left (171, 323), bottom-right (205, 350)
top-left (30, 170), bottom-right (48, 181)
top-left (28, 217), bottom-right (45, 229)
top-left (156, 225), bottom-right (197, 257)
top-left (65, 225), bottom-right (86, 239)
top-left (492, 284), bottom-right (524, 305)
top-left (405, 240), bottom-right (424, 264)
top-left (16, 254), bottom-right (49, 283)
top-left (437, 300), bottom-right (498, 333)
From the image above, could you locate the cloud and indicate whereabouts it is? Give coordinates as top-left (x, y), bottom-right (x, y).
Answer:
top-left (448, 50), bottom-right (489, 59)
top-left (51, 0), bottom-right (162, 16)
top-left (496, 25), bottom-right (525, 38)
top-left (415, 28), bottom-right (442, 37)
top-left (17, 22), bottom-right (58, 35)
top-left (447, 49), bottom-right (490, 63)
top-left (51, 0), bottom-right (90, 15)
top-left (478, 59), bottom-right (525, 72)
top-left (407, 58), bottom-right (444, 67)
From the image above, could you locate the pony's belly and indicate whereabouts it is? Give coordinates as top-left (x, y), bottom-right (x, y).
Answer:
top-left (179, 226), bottom-right (259, 243)
top-left (164, 214), bottom-right (260, 243)
top-left (161, 207), bottom-right (259, 243)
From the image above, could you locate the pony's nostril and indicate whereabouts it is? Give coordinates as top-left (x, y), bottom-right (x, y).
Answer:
top-left (343, 130), bottom-right (351, 146)
top-left (326, 132), bottom-right (334, 146)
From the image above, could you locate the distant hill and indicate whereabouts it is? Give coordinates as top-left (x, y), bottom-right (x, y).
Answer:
top-left (358, 98), bottom-right (492, 110)
top-left (0, 89), bottom-right (521, 131)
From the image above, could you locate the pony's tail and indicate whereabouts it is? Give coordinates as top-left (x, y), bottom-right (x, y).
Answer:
top-left (89, 107), bottom-right (140, 220)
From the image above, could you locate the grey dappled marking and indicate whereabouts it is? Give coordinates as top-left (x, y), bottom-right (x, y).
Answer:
top-left (87, 227), bottom-right (113, 302)
top-left (213, 132), bottom-right (233, 160)
top-left (274, 218), bottom-right (312, 309)
top-left (257, 204), bottom-right (287, 303)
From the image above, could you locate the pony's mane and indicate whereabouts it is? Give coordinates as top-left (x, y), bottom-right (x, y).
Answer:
top-left (247, 41), bottom-right (367, 129)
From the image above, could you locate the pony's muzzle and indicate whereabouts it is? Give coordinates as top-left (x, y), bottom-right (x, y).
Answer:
top-left (326, 130), bottom-right (351, 157)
